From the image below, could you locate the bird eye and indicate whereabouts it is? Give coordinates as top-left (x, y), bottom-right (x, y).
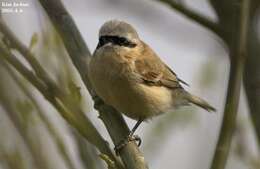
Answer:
top-left (120, 37), bottom-right (128, 45)
top-left (96, 36), bottom-right (136, 49)
top-left (118, 37), bottom-right (130, 46)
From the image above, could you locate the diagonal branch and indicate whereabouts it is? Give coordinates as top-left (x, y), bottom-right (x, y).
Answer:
top-left (0, 18), bottom-right (62, 97)
top-left (37, 0), bottom-right (148, 169)
top-left (0, 86), bottom-right (49, 169)
top-left (0, 19), bottom-right (54, 87)
top-left (157, 0), bottom-right (223, 37)
top-left (0, 17), bottom-right (122, 168)
top-left (2, 62), bottom-right (77, 169)
top-left (0, 44), bottom-right (117, 168)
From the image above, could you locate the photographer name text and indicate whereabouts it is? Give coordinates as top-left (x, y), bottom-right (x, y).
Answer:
top-left (1, 2), bottom-right (29, 13)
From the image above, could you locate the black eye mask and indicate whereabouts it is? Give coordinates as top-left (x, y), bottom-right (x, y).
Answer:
top-left (97, 36), bottom-right (137, 49)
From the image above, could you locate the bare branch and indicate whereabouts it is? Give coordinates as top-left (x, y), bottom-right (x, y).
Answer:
top-left (157, 0), bottom-right (223, 37)
top-left (0, 19), bottom-right (53, 87)
top-left (0, 65), bottom-right (48, 169)
top-left (37, 0), bottom-right (148, 168)
top-left (0, 44), bottom-right (116, 167)
top-left (210, 0), bottom-right (251, 169)
top-left (3, 62), bottom-right (77, 169)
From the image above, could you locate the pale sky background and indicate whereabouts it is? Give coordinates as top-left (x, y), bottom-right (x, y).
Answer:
top-left (0, 0), bottom-right (258, 169)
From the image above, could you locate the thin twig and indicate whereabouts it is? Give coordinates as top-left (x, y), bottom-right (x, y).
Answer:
top-left (0, 19), bottom-right (54, 88)
top-left (0, 45), bottom-right (47, 93)
top-left (0, 18), bottom-right (68, 102)
top-left (210, 0), bottom-right (251, 169)
top-left (157, 0), bottom-right (223, 37)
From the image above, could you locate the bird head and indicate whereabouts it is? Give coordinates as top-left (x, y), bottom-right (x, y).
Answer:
top-left (96, 20), bottom-right (142, 51)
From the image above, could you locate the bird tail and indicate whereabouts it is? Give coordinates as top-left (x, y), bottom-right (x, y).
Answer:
top-left (185, 92), bottom-right (216, 112)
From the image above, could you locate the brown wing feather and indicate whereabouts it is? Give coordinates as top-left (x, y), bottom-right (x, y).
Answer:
top-left (164, 64), bottom-right (189, 86)
top-left (134, 42), bottom-right (184, 89)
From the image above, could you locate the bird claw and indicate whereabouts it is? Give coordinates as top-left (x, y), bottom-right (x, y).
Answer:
top-left (130, 135), bottom-right (142, 147)
top-left (114, 134), bottom-right (142, 155)
top-left (93, 95), bottom-right (104, 109)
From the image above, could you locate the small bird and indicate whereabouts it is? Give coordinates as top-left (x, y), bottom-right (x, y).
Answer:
top-left (88, 20), bottom-right (216, 151)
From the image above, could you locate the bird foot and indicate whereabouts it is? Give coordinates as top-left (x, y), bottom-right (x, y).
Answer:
top-left (93, 95), bottom-right (104, 109)
top-left (114, 134), bottom-right (142, 155)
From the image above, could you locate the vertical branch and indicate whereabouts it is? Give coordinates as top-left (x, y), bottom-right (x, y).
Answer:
top-left (210, 0), bottom-right (251, 169)
top-left (244, 0), bottom-right (260, 146)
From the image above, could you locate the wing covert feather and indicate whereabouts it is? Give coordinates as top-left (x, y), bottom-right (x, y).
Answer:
top-left (134, 42), bottom-right (185, 89)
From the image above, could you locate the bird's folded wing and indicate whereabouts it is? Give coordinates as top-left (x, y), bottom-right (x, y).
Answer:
top-left (134, 42), bottom-right (187, 89)
top-left (163, 64), bottom-right (189, 86)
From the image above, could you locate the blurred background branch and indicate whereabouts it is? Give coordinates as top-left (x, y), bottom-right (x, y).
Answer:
top-left (210, 0), bottom-right (250, 169)
top-left (0, 16), bottom-right (119, 169)
top-left (157, 0), bottom-right (223, 37)
top-left (209, 1), bottom-right (260, 144)
top-left (156, 0), bottom-right (259, 168)
top-left (2, 62), bottom-right (77, 169)
top-left (243, 0), bottom-right (260, 145)
top-left (0, 62), bottom-right (49, 169)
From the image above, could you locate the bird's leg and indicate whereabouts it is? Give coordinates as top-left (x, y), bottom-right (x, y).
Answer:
top-left (114, 119), bottom-right (143, 155)
top-left (128, 119), bottom-right (143, 146)
top-left (93, 95), bottom-right (104, 109)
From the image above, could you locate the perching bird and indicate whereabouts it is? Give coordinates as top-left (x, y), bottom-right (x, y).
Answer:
top-left (88, 20), bottom-right (216, 151)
